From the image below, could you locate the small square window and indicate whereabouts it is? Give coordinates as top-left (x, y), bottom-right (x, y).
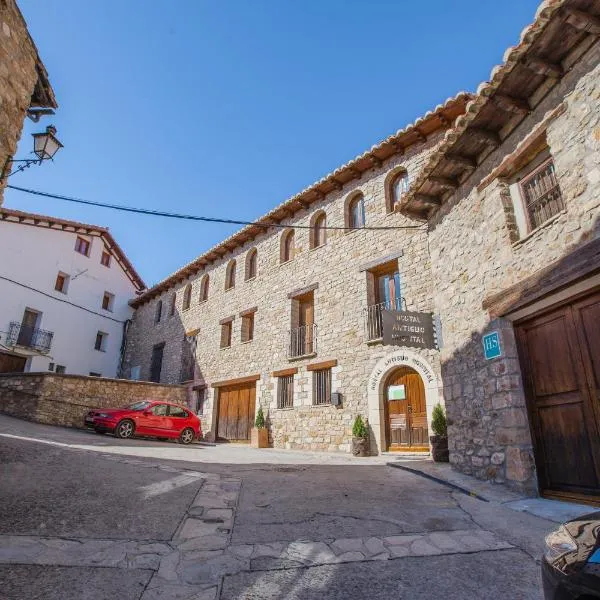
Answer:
top-left (277, 375), bottom-right (294, 409)
top-left (101, 251), bottom-right (111, 267)
top-left (89, 372), bottom-right (102, 377)
top-left (102, 292), bottom-right (114, 312)
top-left (75, 236), bottom-right (91, 256)
top-left (55, 365), bottom-right (66, 374)
top-left (220, 321), bottom-right (232, 349)
top-left (48, 362), bottom-right (55, 372)
top-left (312, 368), bottom-right (332, 405)
top-left (94, 331), bottom-right (108, 352)
top-left (54, 272), bottom-right (69, 293)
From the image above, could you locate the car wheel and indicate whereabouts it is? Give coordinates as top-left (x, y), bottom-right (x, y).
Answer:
top-left (179, 428), bottom-right (195, 445)
top-left (115, 419), bottom-right (135, 439)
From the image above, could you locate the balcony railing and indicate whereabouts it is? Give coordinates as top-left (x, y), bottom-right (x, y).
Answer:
top-left (288, 324), bottom-right (317, 358)
top-left (363, 298), bottom-right (406, 341)
top-left (6, 322), bottom-right (54, 354)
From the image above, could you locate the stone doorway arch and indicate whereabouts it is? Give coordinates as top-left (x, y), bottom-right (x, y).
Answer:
top-left (367, 349), bottom-right (441, 454)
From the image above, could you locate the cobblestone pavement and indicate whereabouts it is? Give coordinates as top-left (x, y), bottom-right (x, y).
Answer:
top-left (0, 415), bottom-right (556, 599)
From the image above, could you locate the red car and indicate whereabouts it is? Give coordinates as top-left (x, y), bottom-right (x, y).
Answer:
top-left (85, 400), bottom-right (201, 445)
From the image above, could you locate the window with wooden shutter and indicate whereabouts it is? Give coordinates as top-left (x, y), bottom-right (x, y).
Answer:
top-left (183, 284), bottom-right (192, 311)
top-left (199, 274), bottom-right (209, 302)
top-left (277, 375), bottom-right (294, 409)
top-left (220, 320), bottom-right (233, 348)
top-left (519, 158), bottom-right (564, 231)
top-left (241, 312), bottom-right (255, 343)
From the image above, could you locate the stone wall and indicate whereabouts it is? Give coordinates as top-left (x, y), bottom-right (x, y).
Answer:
top-left (0, 1), bottom-right (46, 203)
top-left (428, 41), bottom-right (600, 492)
top-left (0, 372), bottom-right (188, 429)
top-left (124, 131), bottom-right (446, 453)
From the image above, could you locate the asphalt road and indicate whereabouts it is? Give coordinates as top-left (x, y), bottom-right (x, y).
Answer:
top-left (0, 414), bottom-right (552, 599)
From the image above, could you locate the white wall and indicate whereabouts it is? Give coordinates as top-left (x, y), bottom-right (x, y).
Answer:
top-left (0, 219), bottom-right (138, 377)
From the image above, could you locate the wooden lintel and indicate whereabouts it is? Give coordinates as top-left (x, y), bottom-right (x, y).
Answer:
top-left (287, 282), bottom-right (319, 299)
top-left (429, 175), bottom-right (459, 189)
top-left (414, 193), bottom-right (441, 207)
top-left (492, 94), bottom-right (531, 114)
top-left (522, 57), bottom-right (563, 78)
top-left (307, 359), bottom-right (338, 371)
top-left (239, 306), bottom-right (258, 317)
top-left (271, 367), bottom-right (298, 378)
top-left (445, 154), bottom-right (477, 169)
top-left (211, 374), bottom-right (261, 388)
top-left (468, 127), bottom-right (501, 146)
top-left (218, 315), bottom-right (235, 325)
top-left (564, 7), bottom-right (600, 35)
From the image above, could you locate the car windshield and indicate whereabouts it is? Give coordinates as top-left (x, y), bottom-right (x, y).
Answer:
top-left (127, 401), bottom-right (151, 411)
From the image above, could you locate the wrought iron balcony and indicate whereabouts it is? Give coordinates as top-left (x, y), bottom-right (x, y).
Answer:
top-left (288, 324), bottom-right (317, 358)
top-left (6, 321), bottom-right (53, 353)
top-left (363, 298), bottom-right (406, 341)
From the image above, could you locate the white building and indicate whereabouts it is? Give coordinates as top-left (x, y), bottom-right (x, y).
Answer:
top-left (0, 207), bottom-right (145, 377)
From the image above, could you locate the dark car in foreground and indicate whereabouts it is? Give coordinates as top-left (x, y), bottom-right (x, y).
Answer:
top-left (543, 511), bottom-right (600, 599)
top-left (85, 400), bottom-right (201, 444)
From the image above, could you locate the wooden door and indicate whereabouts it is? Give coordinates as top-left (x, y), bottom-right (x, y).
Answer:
top-left (385, 367), bottom-right (428, 450)
top-left (515, 291), bottom-right (600, 499)
top-left (17, 309), bottom-right (38, 346)
top-left (217, 383), bottom-right (256, 442)
top-left (0, 352), bottom-right (27, 373)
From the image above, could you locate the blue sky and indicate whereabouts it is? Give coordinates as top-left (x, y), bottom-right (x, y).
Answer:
top-left (9, 0), bottom-right (540, 287)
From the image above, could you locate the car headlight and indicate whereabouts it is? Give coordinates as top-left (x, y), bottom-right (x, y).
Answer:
top-left (545, 526), bottom-right (578, 562)
top-left (97, 413), bottom-right (113, 419)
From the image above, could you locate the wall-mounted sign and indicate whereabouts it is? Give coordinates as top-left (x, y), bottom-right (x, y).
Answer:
top-left (482, 331), bottom-right (502, 360)
top-left (382, 311), bottom-right (437, 350)
top-left (388, 384), bottom-right (406, 401)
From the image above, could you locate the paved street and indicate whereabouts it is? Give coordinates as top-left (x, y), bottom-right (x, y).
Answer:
top-left (0, 414), bottom-right (581, 599)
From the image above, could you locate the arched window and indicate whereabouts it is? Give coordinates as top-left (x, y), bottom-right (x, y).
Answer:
top-left (155, 300), bottom-right (163, 324)
top-left (225, 260), bottom-right (236, 290)
top-left (280, 229), bottom-right (295, 263)
top-left (346, 193), bottom-right (365, 229)
top-left (387, 170), bottom-right (409, 212)
top-left (309, 210), bottom-right (327, 249)
top-left (245, 248), bottom-right (257, 281)
top-left (182, 283), bottom-right (192, 311)
top-left (199, 274), bottom-right (209, 302)
top-left (169, 293), bottom-right (176, 316)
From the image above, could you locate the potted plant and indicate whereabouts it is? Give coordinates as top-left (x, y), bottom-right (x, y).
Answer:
top-left (430, 403), bottom-right (449, 462)
top-left (351, 415), bottom-right (370, 457)
top-left (250, 406), bottom-right (269, 448)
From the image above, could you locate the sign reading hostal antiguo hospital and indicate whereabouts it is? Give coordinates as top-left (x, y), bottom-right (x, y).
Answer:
top-left (382, 310), bottom-right (437, 350)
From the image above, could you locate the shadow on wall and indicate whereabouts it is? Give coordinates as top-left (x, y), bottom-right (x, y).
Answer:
top-left (440, 213), bottom-right (600, 495)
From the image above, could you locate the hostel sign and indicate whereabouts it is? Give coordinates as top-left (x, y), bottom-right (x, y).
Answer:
top-left (382, 310), bottom-right (437, 350)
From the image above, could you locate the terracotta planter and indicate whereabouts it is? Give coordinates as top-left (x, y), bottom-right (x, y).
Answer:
top-left (351, 436), bottom-right (369, 457)
top-left (251, 427), bottom-right (269, 448)
top-left (430, 435), bottom-right (449, 462)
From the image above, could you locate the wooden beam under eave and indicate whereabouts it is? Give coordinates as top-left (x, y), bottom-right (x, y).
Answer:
top-left (369, 154), bottom-right (382, 168)
top-left (564, 7), bottom-right (600, 35)
top-left (468, 127), bottom-right (501, 147)
top-left (522, 57), bottom-right (563, 78)
top-left (413, 128), bottom-right (427, 143)
top-left (329, 178), bottom-right (343, 191)
top-left (429, 175), bottom-right (459, 189)
top-left (414, 193), bottom-right (441, 207)
top-left (295, 197), bottom-right (311, 210)
top-left (492, 94), bottom-right (531, 114)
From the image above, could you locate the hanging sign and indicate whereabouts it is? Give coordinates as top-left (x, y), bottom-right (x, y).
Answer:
top-left (482, 331), bottom-right (502, 360)
top-left (387, 384), bottom-right (406, 401)
top-left (382, 310), bottom-right (437, 349)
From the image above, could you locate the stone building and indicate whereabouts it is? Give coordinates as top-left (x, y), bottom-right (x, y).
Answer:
top-left (401, 0), bottom-right (600, 499)
top-left (125, 0), bottom-right (600, 502)
top-left (124, 93), bottom-right (470, 455)
top-left (0, 0), bottom-right (56, 202)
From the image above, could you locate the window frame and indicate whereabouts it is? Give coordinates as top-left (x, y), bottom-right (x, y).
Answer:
top-left (220, 319), bottom-right (233, 349)
top-left (388, 170), bottom-right (409, 213)
top-left (312, 368), bottom-right (332, 405)
top-left (346, 193), bottom-right (366, 230)
top-left (280, 229), bottom-right (295, 263)
top-left (94, 331), bottom-right (108, 352)
top-left (54, 272), bottom-right (69, 294)
top-left (245, 248), bottom-right (257, 281)
top-left (100, 250), bottom-right (111, 267)
top-left (169, 293), bottom-right (176, 316)
top-left (102, 291), bottom-right (114, 312)
top-left (182, 283), bottom-right (192, 311)
top-left (277, 374), bottom-right (294, 409)
top-left (309, 211), bottom-right (327, 249)
top-left (225, 260), bottom-right (236, 290)
top-left (155, 300), bottom-right (163, 324)
top-left (74, 236), bottom-right (91, 257)
top-left (199, 274), bottom-right (209, 302)
top-left (241, 311), bottom-right (255, 343)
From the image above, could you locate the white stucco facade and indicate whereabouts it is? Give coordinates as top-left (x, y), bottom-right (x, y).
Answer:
top-left (0, 210), bottom-right (144, 377)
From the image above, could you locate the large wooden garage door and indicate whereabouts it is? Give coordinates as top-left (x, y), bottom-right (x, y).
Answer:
top-left (217, 382), bottom-right (256, 442)
top-left (515, 290), bottom-right (600, 501)
top-left (0, 352), bottom-right (27, 374)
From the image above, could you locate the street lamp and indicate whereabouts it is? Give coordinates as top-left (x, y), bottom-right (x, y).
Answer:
top-left (1, 125), bottom-right (63, 181)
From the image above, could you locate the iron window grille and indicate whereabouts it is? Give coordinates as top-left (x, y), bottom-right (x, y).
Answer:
top-left (519, 158), bottom-right (564, 232)
top-left (277, 375), bottom-right (294, 409)
top-left (6, 321), bottom-right (53, 353)
top-left (312, 368), bottom-right (332, 406)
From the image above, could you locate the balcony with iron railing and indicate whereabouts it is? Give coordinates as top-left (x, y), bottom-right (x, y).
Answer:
top-left (287, 323), bottom-right (317, 359)
top-left (6, 322), bottom-right (54, 354)
top-left (363, 297), bottom-right (406, 342)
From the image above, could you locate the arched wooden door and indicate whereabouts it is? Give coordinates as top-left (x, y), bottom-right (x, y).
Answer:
top-left (385, 366), bottom-right (429, 451)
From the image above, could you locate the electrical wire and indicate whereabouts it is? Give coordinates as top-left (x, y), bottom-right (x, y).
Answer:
top-left (7, 184), bottom-right (426, 231)
top-left (0, 275), bottom-right (126, 324)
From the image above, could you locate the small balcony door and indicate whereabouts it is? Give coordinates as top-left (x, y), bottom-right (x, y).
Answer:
top-left (17, 309), bottom-right (39, 347)
top-left (377, 271), bottom-right (402, 311)
top-left (299, 294), bottom-right (314, 355)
